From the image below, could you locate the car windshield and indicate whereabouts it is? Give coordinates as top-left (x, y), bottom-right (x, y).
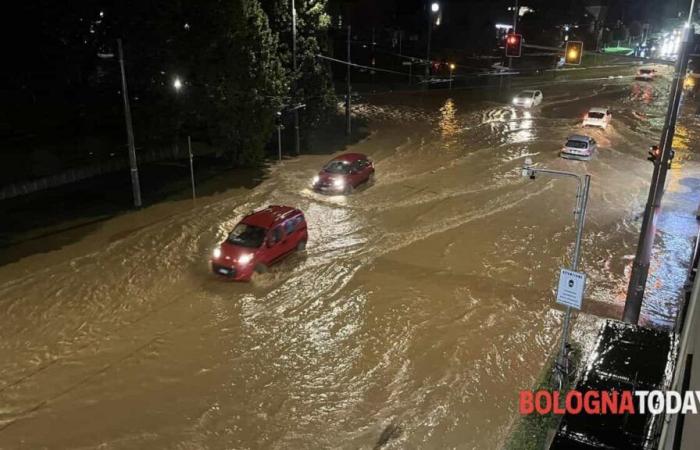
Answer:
top-left (323, 160), bottom-right (351, 174)
top-left (566, 140), bottom-right (589, 149)
top-left (516, 92), bottom-right (534, 99)
top-left (226, 223), bottom-right (266, 248)
top-left (640, 69), bottom-right (653, 74)
top-left (588, 112), bottom-right (605, 119)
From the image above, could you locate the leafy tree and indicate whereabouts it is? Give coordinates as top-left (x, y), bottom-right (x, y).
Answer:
top-left (260, 0), bottom-right (336, 151)
top-left (177, 0), bottom-right (288, 164)
top-left (98, 0), bottom-right (287, 165)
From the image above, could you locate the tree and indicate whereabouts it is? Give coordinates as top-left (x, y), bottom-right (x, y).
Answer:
top-left (260, 0), bottom-right (336, 151)
top-left (178, 0), bottom-right (288, 164)
top-left (99, 0), bottom-right (287, 165)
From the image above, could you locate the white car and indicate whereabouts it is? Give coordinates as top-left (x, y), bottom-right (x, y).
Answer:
top-left (583, 107), bottom-right (612, 129)
top-left (561, 135), bottom-right (597, 160)
top-left (512, 90), bottom-right (543, 108)
top-left (636, 68), bottom-right (656, 81)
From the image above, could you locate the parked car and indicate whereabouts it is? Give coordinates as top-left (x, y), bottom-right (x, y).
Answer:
top-left (561, 135), bottom-right (597, 160)
top-left (312, 153), bottom-right (374, 194)
top-left (636, 68), bottom-right (656, 81)
top-left (512, 90), bottom-right (543, 108)
top-left (210, 205), bottom-right (308, 281)
top-left (583, 107), bottom-right (612, 129)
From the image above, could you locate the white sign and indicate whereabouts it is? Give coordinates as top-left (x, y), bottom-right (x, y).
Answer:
top-left (556, 268), bottom-right (586, 310)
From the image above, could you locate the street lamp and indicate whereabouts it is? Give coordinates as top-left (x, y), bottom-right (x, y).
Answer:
top-left (424, 1), bottom-right (440, 88)
top-left (98, 39), bottom-right (142, 208)
top-left (171, 76), bottom-right (195, 200)
top-left (449, 63), bottom-right (455, 89)
top-left (521, 157), bottom-right (591, 386)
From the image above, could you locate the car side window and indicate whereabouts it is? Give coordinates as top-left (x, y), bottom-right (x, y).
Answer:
top-left (284, 219), bottom-right (296, 235)
top-left (269, 226), bottom-right (283, 245)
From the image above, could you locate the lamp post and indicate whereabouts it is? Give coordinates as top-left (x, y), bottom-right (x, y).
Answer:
top-left (424, 1), bottom-right (440, 89)
top-left (172, 76), bottom-right (195, 200)
top-left (449, 63), bottom-right (455, 89)
top-left (522, 158), bottom-right (591, 379)
top-left (98, 39), bottom-right (142, 208)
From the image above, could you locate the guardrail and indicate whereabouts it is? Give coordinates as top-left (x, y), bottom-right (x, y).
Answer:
top-left (0, 145), bottom-right (190, 201)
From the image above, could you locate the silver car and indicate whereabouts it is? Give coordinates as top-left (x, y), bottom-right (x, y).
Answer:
top-left (560, 135), bottom-right (597, 160)
top-left (512, 90), bottom-right (543, 108)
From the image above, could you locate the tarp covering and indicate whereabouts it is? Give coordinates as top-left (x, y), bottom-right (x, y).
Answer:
top-left (550, 320), bottom-right (677, 449)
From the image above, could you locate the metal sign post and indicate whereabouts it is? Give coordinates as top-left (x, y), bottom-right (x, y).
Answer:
top-left (188, 135), bottom-right (196, 200)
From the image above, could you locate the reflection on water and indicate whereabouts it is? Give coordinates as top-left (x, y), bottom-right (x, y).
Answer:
top-left (509, 110), bottom-right (535, 144)
top-left (439, 98), bottom-right (459, 143)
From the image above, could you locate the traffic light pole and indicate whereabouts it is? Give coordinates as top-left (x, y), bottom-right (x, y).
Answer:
top-left (622, 26), bottom-right (693, 325)
top-left (509, 0), bottom-right (518, 70)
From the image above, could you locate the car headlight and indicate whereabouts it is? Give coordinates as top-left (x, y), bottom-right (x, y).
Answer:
top-left (333, 178), bottom-right (345, 189)
top-left (213, 247), bottom-right (222, 259)
top-left (238, 253), bottom-right (253, 265)
top-left (312, 175), bottom-right (319, 185)
top-left (512, 97), bottom-right (518, 104)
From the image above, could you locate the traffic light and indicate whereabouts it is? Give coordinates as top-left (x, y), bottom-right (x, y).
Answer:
top-left (565, 41), bottom-right (583, 65)
top-left (505, 33), bottom-right (522, 58)
top-left (647, 145), bottom-right (661, 162)
top-left (275, 111), bottom-right (283, 126)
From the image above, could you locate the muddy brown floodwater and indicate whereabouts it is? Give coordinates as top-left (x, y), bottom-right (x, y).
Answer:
top-left (0, 66), bottom-right (696, 449)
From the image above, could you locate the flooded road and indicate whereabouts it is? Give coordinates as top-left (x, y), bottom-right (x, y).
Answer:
top-left (1, 66), bottom-right (698, 449)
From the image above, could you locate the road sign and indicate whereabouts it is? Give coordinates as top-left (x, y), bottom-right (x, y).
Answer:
top-left (556, 268), bottom-right (586, 310)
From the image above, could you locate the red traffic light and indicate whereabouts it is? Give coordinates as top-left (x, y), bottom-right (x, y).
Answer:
top-left (505, 33), bottom-right (522, 58)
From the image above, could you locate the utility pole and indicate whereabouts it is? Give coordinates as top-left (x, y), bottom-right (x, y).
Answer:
top-left (371, 27), bottom-right (376, 92)
top-left (623, 24), bottom-right (694, 324)
top-left (291, 0), bottom-right (300, 155)
top-left (346, 24), bottom-right (351, 136)
top-left (188, 136), bottom-right (196, 200)
top-left (424, 4), bottom-right (433, 89)
top-left (117, 39), bottom-right (142, 208)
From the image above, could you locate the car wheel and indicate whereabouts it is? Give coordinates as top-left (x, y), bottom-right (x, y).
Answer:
top-left (254, 263), bottom-right (268, 274)
top-left (296, 240), bottom-right (307, 251)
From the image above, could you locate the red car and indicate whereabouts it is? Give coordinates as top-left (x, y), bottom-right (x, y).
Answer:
top-left (312, 153), bottom-right (375, 194)
top-left (210, 205), bottom-right (308, 281)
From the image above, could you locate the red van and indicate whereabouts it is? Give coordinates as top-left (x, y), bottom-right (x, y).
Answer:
top-left (210, 205), bottom-right (308, 281)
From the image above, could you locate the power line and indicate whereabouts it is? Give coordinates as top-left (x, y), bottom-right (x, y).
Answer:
top-left (316, 54), bottom-right (410, 76)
